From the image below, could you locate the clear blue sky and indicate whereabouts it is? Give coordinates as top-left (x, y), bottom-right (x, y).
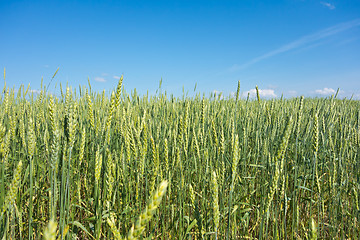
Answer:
top-left (1, 0), bottom-right (360, 99)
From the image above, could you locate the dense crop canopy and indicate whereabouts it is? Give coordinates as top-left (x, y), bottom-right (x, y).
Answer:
top-left (0, 79), bottom-right (359, 239)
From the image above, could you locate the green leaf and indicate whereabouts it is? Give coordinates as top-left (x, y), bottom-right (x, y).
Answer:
top-left (239, 208), bottom-right (252, 214)
top-left (297, 185), bottom-right (313, 192)
top-left (184, 219), bottom-right (197, 238)
top-left (68, 221), bottom-right (95, 239)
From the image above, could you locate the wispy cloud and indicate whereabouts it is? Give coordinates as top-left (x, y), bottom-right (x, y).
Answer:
top-left (294, 40), bottom-right (327, 53)
top-left (321, 2), bottom-right (335, 10)
top-left (228, 64), bottom-right (241, 72)
top-left (29, 89), bottom-right (41, 94)
top-left (113, 75), bottom-right (121, 79)
top-left (94, 77), bottom-right (106, 82)
top-left (315, 87), bottom-right (336, 95)
top-left (243, 88), bottom-right (277, 98)
top-left (288, 90), bottom-right (297, 96)
top-left (233, 18), bottom-right (360, 70)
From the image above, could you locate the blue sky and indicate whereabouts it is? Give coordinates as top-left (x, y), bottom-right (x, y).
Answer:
top-left (1, 0), bottom-right (360, 99)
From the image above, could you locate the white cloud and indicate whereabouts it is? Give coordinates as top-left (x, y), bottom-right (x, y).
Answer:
top-left (113, 75), bottom-right (121, 79)
top-left (243, 88), bottom-right (277, 98)
top-left (234, 18), bottom-right (360, 70)
top-left (315, 87), bottom-right (336, 95)
top-left (94, 77), bottom-right (106, 82)
top-left (29, 89), bottom-right (41, 94)
top-left (288, 90), bottom-right (297, 96)
top-left (321, 2), bottom-right (335, 10)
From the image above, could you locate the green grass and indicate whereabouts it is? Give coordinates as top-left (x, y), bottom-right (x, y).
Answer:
top-left (0, 77), bottom-right (359, 239)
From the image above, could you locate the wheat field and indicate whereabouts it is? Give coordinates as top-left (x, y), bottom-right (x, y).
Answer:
top-left (0, 77), bottom-right (359, 239)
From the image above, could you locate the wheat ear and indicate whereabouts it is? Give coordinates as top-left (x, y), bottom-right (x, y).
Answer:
top-left (127, 181), bottom-right (168, 239)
